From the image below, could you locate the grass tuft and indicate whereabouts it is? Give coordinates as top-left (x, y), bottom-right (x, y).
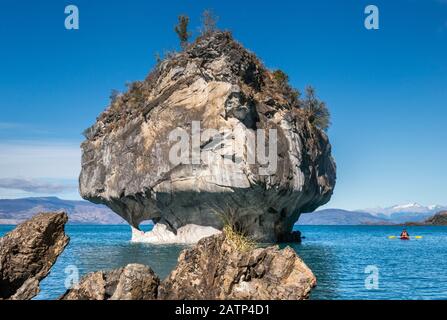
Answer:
top-left (211, 206), bottom-right (256, 252)
top-left (222, 224), bottom-right (256, 252)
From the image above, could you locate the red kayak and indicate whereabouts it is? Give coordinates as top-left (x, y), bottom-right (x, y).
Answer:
top-left (400, 237), bottom-right (410, 240)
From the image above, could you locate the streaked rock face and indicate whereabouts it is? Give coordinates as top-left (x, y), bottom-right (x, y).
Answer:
top-left (79, 31), bottom-right (336, 242)
top-left (0, 212), bottom-right (69, 300)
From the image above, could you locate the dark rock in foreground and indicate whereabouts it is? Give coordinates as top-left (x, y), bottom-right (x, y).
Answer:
top-left (61, 264), bottom-right (160, 300)
top-left (0, 212), bottom-right (69, 300)
top-left (159, 233), bottom-right (316, 300)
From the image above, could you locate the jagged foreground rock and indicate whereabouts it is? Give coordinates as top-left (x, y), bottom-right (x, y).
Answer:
top-left (159, 233), bottom-right (316, 300)
top-left (62, 233), bottom-right (316, 300)
top-left (0, 212), bottom-right (69, 300)
top-left (61, 264), bottom-right (160, 300)
top-left (80, 31), bottom-right (336, 243)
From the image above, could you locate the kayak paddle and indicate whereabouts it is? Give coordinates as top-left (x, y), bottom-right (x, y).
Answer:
top-left (388, 236), bottom-right (423, 239)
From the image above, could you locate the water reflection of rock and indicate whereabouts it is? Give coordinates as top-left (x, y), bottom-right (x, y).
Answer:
top-left (285, 243), bottom-right (339, 300)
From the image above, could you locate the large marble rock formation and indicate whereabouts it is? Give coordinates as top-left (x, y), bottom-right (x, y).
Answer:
top-left (79, 31), bottom-right (336, 242)
top-left (0, 212), bottom-right (69, 300)
top-left (61, 264), bottom-right (160, 300)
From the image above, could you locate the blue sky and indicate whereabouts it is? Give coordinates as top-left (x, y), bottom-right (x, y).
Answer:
top-left (0, 0), bottom-right (446, 209)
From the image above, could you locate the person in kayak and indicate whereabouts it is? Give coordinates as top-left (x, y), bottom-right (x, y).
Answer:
top-left (400, 229), bottom-right (410, 240)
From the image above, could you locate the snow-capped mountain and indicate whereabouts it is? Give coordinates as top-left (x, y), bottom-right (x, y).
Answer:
top-left (298, 203), bottom-right (447, 225)
top-left (428, 204), bottom-right (445, 211)
top-left (359, 203), bottom-right (447, 223)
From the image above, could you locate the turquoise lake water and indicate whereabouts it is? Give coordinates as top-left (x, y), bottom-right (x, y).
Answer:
top-left (1, 225), bottom-right (446, 300)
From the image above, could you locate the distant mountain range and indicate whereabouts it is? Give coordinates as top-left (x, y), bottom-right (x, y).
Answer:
top-left (358, 203), bottom-right (446, 223)
top-left (298, 203), bottom-right (447, 225)
top-left (405, 211), bottom-right (447, 226)
top-left (0, 197), bottom-right (126, 225)
top-left (1, 198), bottom-right (445, 226)
top-left (297, 209), bottom-right (389, 225)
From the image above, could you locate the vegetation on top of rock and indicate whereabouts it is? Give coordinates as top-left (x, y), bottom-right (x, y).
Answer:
top-left (273, 69), bottom-right (289, 87)
top-left (201, 9), bottom-right (219, 35)
top-left (174, 15), bottom-right (191, 50)
top-left (215, 207), bottom-right (256, 252)
top-left (223, 225), bottom-right (256, 252)
top-left (300, 86), bottom-right (331, 132)
top-left (272, 72), bottom-right (330, 132)
top-left (85, 11), bottom-right (332, 140)
top-left (109, 89), bottom-right (120, 104)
